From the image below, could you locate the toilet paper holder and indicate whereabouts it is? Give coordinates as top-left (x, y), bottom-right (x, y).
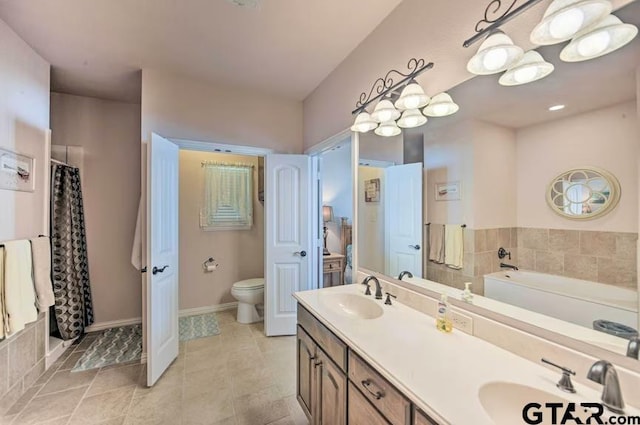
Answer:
top-left (203, 257), bottom-right (219, 272)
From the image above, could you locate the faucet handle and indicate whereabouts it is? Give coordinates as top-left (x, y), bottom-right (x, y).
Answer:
top-left (541, 358), bottom-right (576, 393)
top-left (628, 337), bottom-right (639, 359)
top-left (363, 283), bottom-right (372, 296)
top-left (384, 292), bottom-right (397, 305)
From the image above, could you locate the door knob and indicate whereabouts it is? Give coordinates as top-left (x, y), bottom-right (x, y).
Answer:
top-left (152, 265), bottom-right (169, 275)
top-left (294, 251), bottom-right (307, 257)
top-left (408, 244), bottom-right (421, 250)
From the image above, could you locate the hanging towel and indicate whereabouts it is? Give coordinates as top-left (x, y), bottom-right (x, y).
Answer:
top-left (0, 246), bottom-right (6, 339)
top-left (3, 240), bottom-right (38, 336)
top-left (30, 237), bottom-right (55, 310)
top-left (131, 196), bottom-right (142, 271)
top-left (428, 224), bottom-right (445, 264)
top-left (444, 225), bottom-right (464, 270)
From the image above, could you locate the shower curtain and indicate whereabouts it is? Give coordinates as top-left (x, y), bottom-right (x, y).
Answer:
top-left (50, 164), bottom-right (94, 340)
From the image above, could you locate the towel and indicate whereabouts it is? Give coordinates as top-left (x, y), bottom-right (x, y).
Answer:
top-left (444, 225), bottom-right (464, 270)
top-left (131, 196), bottom-right (142, 271)
top-left (30, 237), bottom-right (55, 310)
top-left (0, 247), bottom-right (6, 339)
top-left (3, 240), bottom-right (38, 336)
top-left (428, 224), bottom-right (445, 264)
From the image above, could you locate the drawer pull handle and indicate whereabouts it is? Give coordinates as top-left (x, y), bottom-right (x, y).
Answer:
top-left (361, 379), bottom-right (384, 400)
top-left (314, 360), bottom-right (323, 368)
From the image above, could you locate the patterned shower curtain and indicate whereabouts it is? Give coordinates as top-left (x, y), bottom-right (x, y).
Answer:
top-left (50, 164), bottom-right (94, 340)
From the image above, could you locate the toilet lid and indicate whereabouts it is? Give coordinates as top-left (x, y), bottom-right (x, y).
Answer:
top-left (233, 278), bottom-right (265, 290)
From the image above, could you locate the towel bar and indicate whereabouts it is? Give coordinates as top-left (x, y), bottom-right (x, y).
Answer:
top-left (426, 223), bottom-right (466, 228)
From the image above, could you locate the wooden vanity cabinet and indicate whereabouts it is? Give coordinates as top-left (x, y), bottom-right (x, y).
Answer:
top-left (413, 407), bottom-right (439, 425)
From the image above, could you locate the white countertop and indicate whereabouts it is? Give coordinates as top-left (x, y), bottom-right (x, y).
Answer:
top-left (293, 284), bottom-right (640, 425)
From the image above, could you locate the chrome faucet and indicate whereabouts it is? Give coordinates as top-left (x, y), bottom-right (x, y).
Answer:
top-left (628, 337), bottom-right (639, 359)
top-left (500, 262), bottom-right (519, 271)
top-left (398, 271), bottom-right (413, 281)
top-left (362, 276), bottom-right (383, 300)
top-left (587, 360), bottom-right (625, 414)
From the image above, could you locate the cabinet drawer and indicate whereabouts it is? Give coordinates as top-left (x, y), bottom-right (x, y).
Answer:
top-left (348, 352), bottom-right (410, 425)
top-left (348, 382), bottom-right (391, 425)
top-left (323, 260), bottom-right (340, 272)
top-left (297, 305), bottom-right (347, 371)
top-left (414, 407), bottom-right (439, 425)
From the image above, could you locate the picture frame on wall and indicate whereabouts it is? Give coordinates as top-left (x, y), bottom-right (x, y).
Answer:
top-left (364, 178), bottom-right (380, 203)
top-left (0, 148), bottom-right (35, 192)
top-left (435, 181), bottom-right (461, 201)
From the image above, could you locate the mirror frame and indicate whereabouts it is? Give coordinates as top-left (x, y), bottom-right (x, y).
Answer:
top-left (546, 166), bottom-right (622, 220)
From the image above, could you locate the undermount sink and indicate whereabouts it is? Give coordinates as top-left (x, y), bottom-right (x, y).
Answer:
top-left (479, 382), bottom-right (595, 425)
top-left (320, 293), bottom-right (383, 319)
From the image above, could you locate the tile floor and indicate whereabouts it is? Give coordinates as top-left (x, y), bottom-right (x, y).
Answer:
top-left (1, 310), bottom-right (308, 425)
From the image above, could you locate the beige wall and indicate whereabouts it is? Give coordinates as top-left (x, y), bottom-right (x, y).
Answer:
top-left (179, 151), bottom-right (264, 310)
top-left (517, 101), bottom-right (639, 233)
top-left (50, 93), bottom-right (142, 323)
top-left (0, 16), bottom-right (49, 414)
top-left (141, 69), bottom-right (303, 153)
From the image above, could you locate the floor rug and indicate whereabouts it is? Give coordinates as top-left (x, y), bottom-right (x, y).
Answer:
top-left (72, 324), bottom-right (142, 372)
top-left (179, 312), bottom-right (220, 341)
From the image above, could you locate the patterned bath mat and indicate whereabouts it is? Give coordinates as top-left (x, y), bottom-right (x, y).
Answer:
top-left (72, 324), bottom-right (142, 372)
top-left (179, 313), bottom-right (220, 341)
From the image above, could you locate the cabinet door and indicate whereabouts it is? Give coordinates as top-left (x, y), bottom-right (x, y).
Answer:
top-left (297, 326), bottom-right (316, 420)
top-left (414, 407), bottom-right (439, 425)
top-left (315, 350), bottom-right (347, 425)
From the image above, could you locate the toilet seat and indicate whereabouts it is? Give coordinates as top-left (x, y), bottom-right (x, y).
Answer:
top-left (232, 278), bottom-right (264, 291)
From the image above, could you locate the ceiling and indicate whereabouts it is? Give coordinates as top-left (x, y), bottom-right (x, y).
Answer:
top-left (420, 0), bottom-right (640, 132)
top-left (0, 0), bottom-right (404, 102)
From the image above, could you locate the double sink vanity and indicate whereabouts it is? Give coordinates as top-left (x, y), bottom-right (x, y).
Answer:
top-left (294, 282), bottom-right (640, 425)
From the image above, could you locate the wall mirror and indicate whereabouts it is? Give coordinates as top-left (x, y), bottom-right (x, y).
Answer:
top-left (357, 1), bottom-right (640, 363)
top-left (547, 167), bottom-right (621, 220)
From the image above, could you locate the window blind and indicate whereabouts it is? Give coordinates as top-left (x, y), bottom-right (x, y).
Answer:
top-left (200, 163), bottom-right (253, 230)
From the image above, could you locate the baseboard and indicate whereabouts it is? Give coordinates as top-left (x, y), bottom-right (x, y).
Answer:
top-left (178, 302), bottom-right (238, 317)
top-left (140, 353), bottom-right (147, 364)
top-left (85, 317), bottom-right (142, 333)
top-left (85, 302), bottom-right (238, 332)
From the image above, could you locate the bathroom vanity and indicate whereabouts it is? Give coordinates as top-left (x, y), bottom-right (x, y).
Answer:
top-left (294, 284), bottom-right (640, 425)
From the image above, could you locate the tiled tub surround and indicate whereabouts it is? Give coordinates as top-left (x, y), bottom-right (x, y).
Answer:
top-left (295, 282), bottom-right (640, 425)
top-left (426, 227), bottom-right (638, 294)
top-left (0, 314), bottom-right (47, 416)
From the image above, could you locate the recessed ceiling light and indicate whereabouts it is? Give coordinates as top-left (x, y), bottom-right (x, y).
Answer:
top-left (549, 104), bottom-right (566, 111)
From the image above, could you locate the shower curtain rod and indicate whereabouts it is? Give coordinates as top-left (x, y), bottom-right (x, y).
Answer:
top-left (201, 161), bottom-right (254, 168)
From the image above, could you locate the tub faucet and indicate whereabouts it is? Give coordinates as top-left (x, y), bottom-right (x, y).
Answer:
top-left (398, 271), bottom-right (413, 281)
top-left (362, 276), bottom-right (383, 300)
top-left (500, 262), bottom-right (519, 271)
top-left (587, 360), bottom-right (625, 414)
top-left (628, 337), bottom-right (639, 359)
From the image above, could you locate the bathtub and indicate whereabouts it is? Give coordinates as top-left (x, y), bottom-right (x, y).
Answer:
top-left (484, 270), bottom-right (638, 332)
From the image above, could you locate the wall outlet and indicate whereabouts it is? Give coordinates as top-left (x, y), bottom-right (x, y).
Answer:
top-left (451, 310), bottom-right (473, 335)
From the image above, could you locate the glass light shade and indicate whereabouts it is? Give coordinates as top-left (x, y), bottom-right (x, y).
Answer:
top-left (467, 31), bottom-right (524, 75)
top-left (350, 111), bottom-right (378, 133)
top-left (394, 83), bottom-right (430, 111)
top-left (374, 121), bottom-right (402, 137)
top-left (371, 99), bottom-right (401, 123)
top-left (423, 93), bottom-right (459, 117)
top-left (499, 51), bottom-right (555, 86)
top-left (397, 109), bottom-right (428, 129)
top-left (530, 0), bottom-right (611, 45)
top-left (560, 15), bottom-right (638, 62)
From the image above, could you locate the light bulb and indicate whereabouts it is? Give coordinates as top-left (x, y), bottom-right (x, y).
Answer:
top-left (549, 8), bottom-right (585, 39)
top-left (482, 48), bottom-right (509, 71)
top-left (513, 65), bottom-right (538, 83)
top-left (577, 30), bottom-right (611, 56)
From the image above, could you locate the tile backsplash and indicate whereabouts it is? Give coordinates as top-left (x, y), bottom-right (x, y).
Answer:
top-left (426, 227), bottom-right (638, 293)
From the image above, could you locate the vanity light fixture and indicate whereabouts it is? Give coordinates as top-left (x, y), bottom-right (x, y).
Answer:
top-left (530, 0), bottom-right (612, 45)
top-left (351, 58), bottom-right (441, 136)
top-left (560, 14), bottom-right (638, 62)
top-left (549, 104), bottom-right (566, 111)
top-left (499, 50), bottom-right (555, 86)
top-left (467, 30), bottom-right (524, 75)
top-left (423, 93), bottom-right (459, 117)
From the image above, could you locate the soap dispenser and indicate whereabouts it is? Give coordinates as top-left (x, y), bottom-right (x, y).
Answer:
top-left (462, 282), bottom-right (473, 304)
top-left (436, 294), bottom-right (453, 333)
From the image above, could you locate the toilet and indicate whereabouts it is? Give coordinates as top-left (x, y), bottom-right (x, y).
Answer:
top-left (231, 278), bottom-right (265, 324)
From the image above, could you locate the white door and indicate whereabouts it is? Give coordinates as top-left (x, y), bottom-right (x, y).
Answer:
top-left (146, 133), bottom-right (179, 386)
top-left (385, 163), bottom-right (423, 278)
top-left (265, 154), bottom-right (313, 336)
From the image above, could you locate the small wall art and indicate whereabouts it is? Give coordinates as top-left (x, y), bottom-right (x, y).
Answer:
top-left (435, 181), bottom-right (461, 201)
top-left (365, 178), bottom-right (380, 202)
top-left (0, 148), bottom-right (35, 192)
